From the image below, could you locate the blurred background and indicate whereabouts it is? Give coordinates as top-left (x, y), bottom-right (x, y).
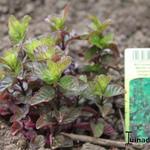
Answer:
top-left (0, 0), bottom-right (150, 52)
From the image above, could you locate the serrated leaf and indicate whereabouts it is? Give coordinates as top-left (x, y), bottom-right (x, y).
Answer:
top-left (30, 86), bottom-right (55, 105)
top-left (0, 50), bottom-right (21, 75)
top-left (33, 56), bottom-right (71, 84)
top-left (33, 63), bottom-right (53, 84)
top-left (0, 77), bottom-right (13, 92)
top-left (82, 64), bottom-right (104, 74)
top-left (11, 121), bottom-right (23, 136)
top-left (25, 36), bottom-right (55, 60)
top-left (55, 107), bottom-right (81, 124)
top-left (93, 75), bottom-right (111, 96)
top-left (89, 33), bottom-right (113, 49)
top-left (57, 56), bottom-right (72, 73)
top-left (10, 105), bottom-right (29, 122)
top-left (98, 103), bottom-right (113, 118)
top-left (62, 108), bottom-right (81, 124)
top-left (89, 16), bottom-right (111, 32)
top-left (99, 34), bottom-right (113, 48)
top-left (89, 15), bottom-right (102, 31)
top-left (59, 75), bottom-right (78, 90)
top-left (90, 120), bottom-right (104, 138)
top-left (46, 15), bottom-right (65, 31)
top-left (59, 75), bottom-right (82, 96)
top-left (80, 82), bottom-right (96, 101)
top-left (9, 15), bottom-right (31, 44)
top-left (89, 34), bottom-right (101, 48)
top-left (47, 60), bottom-right (61, 83)
top-left (32, 62), bottom-right (57, 84)
top-left (85, 46), bottom-right (99, 60)
top-left (79, 75), bottom-right (87, 83)
top-left (104, 84), bottom-right (124, 97)
top-left (36, 112), bottom-right (56, 129)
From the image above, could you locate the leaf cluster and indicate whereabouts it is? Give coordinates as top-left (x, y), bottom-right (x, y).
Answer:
top-left (0, 6), bottom-right (123, 149)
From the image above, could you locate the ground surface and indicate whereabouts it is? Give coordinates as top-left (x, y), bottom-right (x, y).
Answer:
top-left (0, 0), bottom-right (150, 150)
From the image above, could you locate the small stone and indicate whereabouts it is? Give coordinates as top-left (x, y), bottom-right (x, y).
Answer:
top-left (0, 124), bottom-right (6, 129)
top-left (25, 3), bottom-right (34, 14)
top-left (0, 6), bottom-right (8, 13)
top-left (5, 144), bottom-right (18, 150)
top-left (17, 139), bottom-right (28, 150)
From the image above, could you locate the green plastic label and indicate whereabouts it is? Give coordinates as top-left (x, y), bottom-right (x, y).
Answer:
top-left (125, 48), bottom-right (150, 143)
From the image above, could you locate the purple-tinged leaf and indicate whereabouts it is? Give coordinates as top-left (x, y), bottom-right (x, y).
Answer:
top-left (73, 122), bottom-right (91, 131)
top-left (10, 104), bottom-right (29, 122)
top-left (11, 121), bottom-right (23, 135)
top-left (98, 103), bottom-right (113, 118)
top-left (30, 86), bottom-right (55, 106)
top-left (104, 123), bottom-right (117, 137)
top-left (23, 117), bottom-right (35, 130)
top-left (0, 77), bottom-right (13, 92)
top-left (0, 105), bottom-right (11, 116)
top-left (22, 129), bottom-right (37, 141)
top-left (36, 113), bottom-right (56, 129)
top-left (56, 107), bottom-right (81, 124)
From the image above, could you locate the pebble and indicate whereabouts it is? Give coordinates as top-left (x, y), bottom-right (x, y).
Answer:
top-left (5, 144), bottom-right (18, 150)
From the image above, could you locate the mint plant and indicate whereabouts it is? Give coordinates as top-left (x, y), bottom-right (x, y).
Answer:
top-left (0, 6), bottom-right (123, 149)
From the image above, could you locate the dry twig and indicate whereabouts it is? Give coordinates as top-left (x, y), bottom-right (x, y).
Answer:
top-left (61, 132), bottom-right (147, 149)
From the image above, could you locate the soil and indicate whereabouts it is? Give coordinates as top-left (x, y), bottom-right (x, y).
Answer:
top-left (0, 0), bottom-right (150, 150)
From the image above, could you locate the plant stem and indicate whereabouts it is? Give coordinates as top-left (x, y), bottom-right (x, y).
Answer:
top-left (17, 79), bottom-right (26, 96)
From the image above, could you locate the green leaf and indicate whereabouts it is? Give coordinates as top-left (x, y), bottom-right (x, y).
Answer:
top-left (89, 34), bottom-right (101, 48)
top-left (89, 16), bottom-right (111, 32)
top-left (0, 70), bottom-right (5, 80)
top-left (93, 75), bottom-right (111, 96)
top-left (59, 75), bottom-right (82, 96)
top-left (46, 60), bottom-right (61, 83)
top-left (33, 56), bottom-right (71, 84)
top-left (30, 86), bottom-right (55, 105)
top-left (82, 64), bottom-right (104, 74)
top-left (104, 84), bottom-right (124, 97)
top-left (85, 46), bottom-right (99, 60)
top-left (9, 15), bottom-right (31, 44)
top-left (46, 15), bottom-right (65, 31)
top-left (0, 77), bottom-right (13, 92)
top-left (0, 50), bottom-right (21, 75)
top-left (99, 34), bottom-right (113, 48)
top-left (59, 75), bottom-right (77, 90)
top-left (79, 75), bottom-right (87, 83)
top-left (90, 120), bottom-right (104, 137)
top-left (52, 17), bottom-right (65, 31)
top-left (33, 62), bottom-right (59, 84)
top-left (25, 36), bottom-right (55, 60)
top-left (89, 33), bottom-right (113, 49)
top-left (89, 16), bottom-right (102, 31)
top-left (56, 56), bottom-right (72, 73)
top-left (98, 103), bottom-right (113, 118)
